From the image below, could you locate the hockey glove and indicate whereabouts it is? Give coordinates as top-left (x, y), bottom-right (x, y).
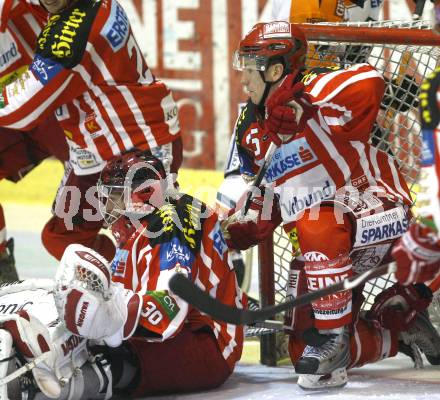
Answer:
top-left (54, 244), bottom-right (142, 347)
top-left (264, 73), bottom-right (317, 146)
top-left (221, 187), bottom-right (282, 250)
top-left (367, 283), bottom-right (432, 332)
top-left (391, 223), bottom-right (440, 286)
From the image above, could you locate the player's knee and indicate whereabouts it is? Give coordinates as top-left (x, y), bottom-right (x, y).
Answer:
top-left (41, 218), bottom-right (69, 260)
top-left (92, 234), bottom-right (115, 262)
top-left (42, 218), bottom-right (114, 261)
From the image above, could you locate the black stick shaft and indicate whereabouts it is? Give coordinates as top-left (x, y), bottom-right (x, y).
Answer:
top-left (243, 142), bottom-right (277, 215)
top-left (169, 263), bottom-right (394, 325)
top-left (413, 0), bottom-right (427, 19)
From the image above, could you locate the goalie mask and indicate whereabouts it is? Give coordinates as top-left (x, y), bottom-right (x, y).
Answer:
top-left (233, 21), bottom-right (307, 76)
top-left (97, 150), bottom-right (167, 225)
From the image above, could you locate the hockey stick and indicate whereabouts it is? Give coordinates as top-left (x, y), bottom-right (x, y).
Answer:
top-left (242, 141), bottom-right (277, 215)
top-left (169, 262), bottom-right (396, 326)
top-left (0, 351), bottom-right (52, 387)
top-left (413, 0), bottom-right (427, 20)
top-left (245, 320), bottom-right (284, 337)
top-left (241, 86), bottom-right (307, 215)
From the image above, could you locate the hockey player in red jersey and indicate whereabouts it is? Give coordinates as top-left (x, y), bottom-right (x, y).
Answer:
top-left (222, 21), bottom-right (418, 389)
top-left (0, 0), bottom-right (183, 263)
top-left (0, 0), bottom-right (70, 281)
top-left (49, 149), bottom-right (245, 396)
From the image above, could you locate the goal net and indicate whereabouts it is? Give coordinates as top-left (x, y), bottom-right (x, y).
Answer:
top-left (256, 19), bottom-right (440, 365)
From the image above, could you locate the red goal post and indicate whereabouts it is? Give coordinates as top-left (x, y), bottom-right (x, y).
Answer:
top-left (257, 19), bottom-right (440, 366)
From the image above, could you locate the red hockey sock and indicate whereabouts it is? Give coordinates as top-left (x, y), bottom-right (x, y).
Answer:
top-left (349, 317), bottom-right (398, 368)
top-left (304, 254), bottom-right (353, 330)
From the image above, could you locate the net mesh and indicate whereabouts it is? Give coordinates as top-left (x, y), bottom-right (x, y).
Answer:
top-left (260, 19), bottom-right (440, 364)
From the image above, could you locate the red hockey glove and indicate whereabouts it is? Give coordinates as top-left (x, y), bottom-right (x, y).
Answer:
top-left (264, 73), bottom-right (317, 146)
top-left (221, 188), bottom-right (282, 250)
top-left (391, 223), bottom-right (440, 286)
top-left (367, 283), bottom-right (432, 331)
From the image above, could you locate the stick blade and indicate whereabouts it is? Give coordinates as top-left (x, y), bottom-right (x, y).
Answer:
top-left (169, 273), bottom-right (246, 324)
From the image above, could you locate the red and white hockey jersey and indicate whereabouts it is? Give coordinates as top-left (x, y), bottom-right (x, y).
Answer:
top-left (238, 64), bottom-right (412, 223)
top-left (0, 0), bottom-right (180, 175)
top-left (0, 0), bottom-right (44, 87)
top-left (110, 194), bottom-right (245, 371)
top-left (0, 0), bottom-right (69, 171)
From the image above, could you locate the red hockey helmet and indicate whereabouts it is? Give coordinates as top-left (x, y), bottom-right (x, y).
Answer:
top-left (233, 21), bottom-right (307, 75)
top-left (97, 150), bottom-right (167, 225)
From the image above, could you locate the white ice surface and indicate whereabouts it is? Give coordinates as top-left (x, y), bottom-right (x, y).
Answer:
top-left (138, 354), bottom-right (440, 400)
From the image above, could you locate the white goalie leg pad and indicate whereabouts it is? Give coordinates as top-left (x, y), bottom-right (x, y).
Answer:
top-left (0, 279), bottom-right (54, 298)
top-left (0, 311), bottom-right (62, 398)
top-left (67, 357), bottom-right (112, 400)
top-left (0, 312), bottom-right (92, 399)
top-left (34, 356), bottom-right (113, 400)
top-left (86, 356), bottom-right (112, 400)
top-left (0, 329), bottom-right (14, 400)
top-left (297, 367), bottom-right (348, 390)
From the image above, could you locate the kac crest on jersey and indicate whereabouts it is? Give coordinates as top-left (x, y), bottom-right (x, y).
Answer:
top-left (159, 237), bottom-right (194, 272)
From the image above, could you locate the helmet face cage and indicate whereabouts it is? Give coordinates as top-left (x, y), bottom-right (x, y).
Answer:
top-left (97, 181), bottom-right (127, 226)
top-left (97, 152), bottom-right (167, 226)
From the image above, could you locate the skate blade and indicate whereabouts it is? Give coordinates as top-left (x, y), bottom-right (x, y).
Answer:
top-left (297, 367), bottom-right (348, 390)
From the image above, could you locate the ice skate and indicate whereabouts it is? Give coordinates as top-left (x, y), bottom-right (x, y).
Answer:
top-left (295, 328), bottom-right (350, 389)
top-left (0, 239), bottom-right (19, 283)
top-left (399, 310), bottom-right (440, 367)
